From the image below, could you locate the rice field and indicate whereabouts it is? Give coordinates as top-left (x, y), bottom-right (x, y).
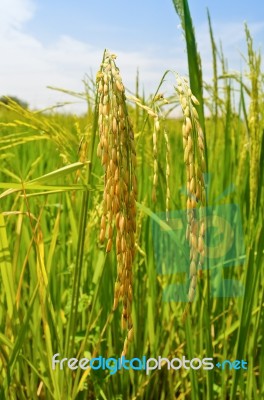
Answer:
top-left (0, 1), bottom-right (263, 399)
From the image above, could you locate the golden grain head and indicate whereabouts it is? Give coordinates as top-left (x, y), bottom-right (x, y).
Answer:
top-left (97, 50), bottom-right (137, 353)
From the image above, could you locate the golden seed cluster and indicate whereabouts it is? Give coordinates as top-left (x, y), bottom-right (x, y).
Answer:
top-left (96, 51), bottom-right (137, 354)
top-left (177, 76), bottom-right (206, 304)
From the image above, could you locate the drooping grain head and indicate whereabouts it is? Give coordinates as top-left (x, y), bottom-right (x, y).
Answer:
top-left (245, 25), bottom-right (262, 226)
top-left (96, 50), bottom-right (137, 354)
top-left (176, 75), bottom-right (206, 315)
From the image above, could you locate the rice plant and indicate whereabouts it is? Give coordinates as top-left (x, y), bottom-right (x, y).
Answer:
top-left (0, 1), bottom-right (263, 399)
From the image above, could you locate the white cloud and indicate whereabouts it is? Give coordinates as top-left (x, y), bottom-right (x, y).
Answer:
top-left (0, 0), bottom-right (35, 32)
top-left (0, 1), bottom-right (181, 113)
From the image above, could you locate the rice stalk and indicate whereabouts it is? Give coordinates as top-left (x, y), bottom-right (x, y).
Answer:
top-left (96, 50), bottom-right (137, 355)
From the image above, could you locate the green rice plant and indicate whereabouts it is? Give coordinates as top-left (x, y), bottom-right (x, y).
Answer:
top-left (0, 1), bottom-right (263, 398)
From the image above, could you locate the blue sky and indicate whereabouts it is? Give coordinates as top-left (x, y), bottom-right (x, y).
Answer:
top-left (0, 0), bottom-right (263, 112)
